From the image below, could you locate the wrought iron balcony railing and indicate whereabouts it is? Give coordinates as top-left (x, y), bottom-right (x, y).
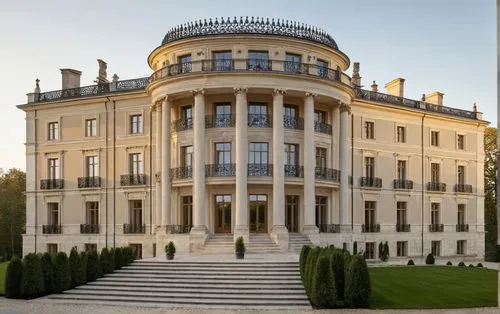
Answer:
top-left (248, 164), bottom-right (273, 176)
top-left (314, 121), bottom-right (332, 134)
top-left (284, 165), bottom-right (303, 178)
top-left (360, 177), bottom-right (382, 188)
top-left (205, 164), bottom-right (236, 177)
top-left (429, 224), bottom-right (444, 232)
top-left (247, 59), bottom-right (272, 71)
top-left (40, 179), bottom-right (64, 190)
top-left (78, 176), bottom-right (101, 188)
top-left (393, 179), bottom-right (413, 190)
top-left (171, 117), bottom-right (193, 132)
top-left (456, 224), bottom-right (469, 232)
top-left (205, 114), bottom-right (235, 128)
top-left (454, 184), bottom-right (472, 193)
top-left (43, 224), bottom-right (61, 234)
top-left (80, 224), bottom-right (100, 234)
top-left (248, 114), bottom-right (272, 128)
top-left (202, 59), bottom-right (235, 72)
top-left (123, 224), bottom-right (146, 234)
top-left (284, 61), bottom-right (309, 74)
top-left (318, 224), bottom-right (340, 233)
top-left (427, 182), bottom-right (446, 192)
top-left (170, 166), bottom-right (193, 180)
top-left (362, 224), bottom-right (380, 233)
top-left (168, 225), bottom-right (192, 234)
top-left (120, 174), bottom-right (146, 186)
top-left (315, 167), bottom-right (340, 182)
top-left (283, 115), bottom-right (304, 130)
top-left (396, 224), bottom-right (411, 232)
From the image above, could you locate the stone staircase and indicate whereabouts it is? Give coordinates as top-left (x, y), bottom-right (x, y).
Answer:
top-left (288, 233), bottom-right (313, 252)
top-left (199, 234), bottom-right (282, 254)
top-left (46, 260), bottom-right (311, 309)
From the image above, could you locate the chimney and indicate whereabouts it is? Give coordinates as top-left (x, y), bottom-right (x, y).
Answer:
top-left (351, 62), bottom-right (362, 87)
top-left (371, 81), bottom-right (378, 92)
top-left (425, 91), bottom-right (444, 106)
top-left (384, 78), bottom-right (405, 97)
top-left (60, 68), bottom-right (82, 89)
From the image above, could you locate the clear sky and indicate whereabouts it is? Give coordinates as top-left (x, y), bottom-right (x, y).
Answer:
top-left (0, 0), bottom-right (496, 171)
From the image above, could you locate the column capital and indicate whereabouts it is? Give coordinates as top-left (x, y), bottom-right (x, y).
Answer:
top-left (304, 92), bottom-right (318, 99)
top-left (339, 102), bottom-right (351, 113)
top-left (192, 88), bottom-right (205, 97)
top-left (152, 95), bottom-right (167, 111)
top-left (272, 88), bottom-right (286, 97)
top-left (234, 87), bottom-right (248, 95)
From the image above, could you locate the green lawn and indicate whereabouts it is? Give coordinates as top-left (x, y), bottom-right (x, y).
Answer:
top-left (0, 262), bottom-right (8, 295)
top-left (370, 266), bottom-right (498, 309)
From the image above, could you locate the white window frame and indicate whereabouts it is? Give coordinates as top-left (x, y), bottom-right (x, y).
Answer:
top-left (395, 124), bottom-right (406, 143)
top-left (430, 129), bottom-right (440, 147)
top-left (363, 119), bottom-right (375, 140)
top-left (456, 132), bottom-right (466, 150)
top-left (47, 120), bottom-right (60, 141)
top-left (127, 110), bottom-right (145, 136)
top-left (84, 116), bottom-right (99, 137)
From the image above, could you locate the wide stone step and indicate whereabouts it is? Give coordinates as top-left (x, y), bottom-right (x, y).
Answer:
top-left (113, 270), bottom-right (299, 276)
top-left (122, 266), bottom-right (298, 271)
top-left (132, 261), bottom-right (298, 266)
top-left (103, 273), bottom-right (299, 280)
top-left (77, 285), bottom-right (306, 293)
top-left (97, 277), bottom-right (303, 284)
top-left (87, 281), bottom-right (306, 289)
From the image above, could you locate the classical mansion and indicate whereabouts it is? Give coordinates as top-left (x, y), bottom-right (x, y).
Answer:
top-left (18, 17), bottom-right (487, 260)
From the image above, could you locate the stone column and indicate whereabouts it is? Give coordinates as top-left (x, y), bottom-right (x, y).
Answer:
top-left (332, 104), bottom-right (340, 224)
top-left (154, 98), bottom-right (162, 230)
top-left (161, 97), bottom-right (171, 230)
top-left (303, 93), bottom-right (319, 238)
top-left (339, 102), bottom-right (351, 230)
top-left (271, 88), bottom-right (288, 250)
top-left (234, 87), bottom-right (249, 243)
top-left (191, 88), bottom-right (207, 237)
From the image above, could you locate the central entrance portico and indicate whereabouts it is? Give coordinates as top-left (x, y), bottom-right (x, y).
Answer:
top-left (249, 194), bottom-right (267, 233)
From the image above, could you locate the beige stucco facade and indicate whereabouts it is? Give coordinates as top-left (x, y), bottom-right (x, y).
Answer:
top-left (18, 18), bottom-right (488, 260)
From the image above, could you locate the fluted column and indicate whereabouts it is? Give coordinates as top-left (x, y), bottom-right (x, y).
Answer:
top-left (234, 87), bottom-right (249, 242)
top-left (332, 105), bottom-right (340, 225)
top-left (339, 102), bottom-right (351, 229)
top-left (161, 97), bottom-right (171, 229)
top-left (191, 88), bottom-right (206, 233)
top-left (303, 93), bottom-right (319, 234)
top-left (154, 98), bottom-right (162, 230)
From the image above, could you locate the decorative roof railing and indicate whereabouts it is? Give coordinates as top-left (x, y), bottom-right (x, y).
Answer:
top-left (354, 88), bottom-right (478, 120)
top-left (161, 16), bottom-right (338, 50)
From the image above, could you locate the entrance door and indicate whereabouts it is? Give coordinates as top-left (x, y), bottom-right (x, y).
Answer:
top-left (286, 195), bottom-right (299, 232)
top-left (249, 194), bottom-right (267, 233)
top-left (215, 195), bottom-right (232, 233)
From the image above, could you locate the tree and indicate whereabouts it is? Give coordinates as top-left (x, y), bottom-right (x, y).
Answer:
top-left (0, 169), bottom-right (26, 259)
top-left (484, 127), bottom-right (498, 261)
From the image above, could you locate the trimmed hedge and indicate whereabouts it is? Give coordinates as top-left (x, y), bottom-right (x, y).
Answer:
top-left (468, 264), bottom-right (474, 267)
top-left (40, 252), bottom-right (54, 294)
top-left (109, 248), bottom-right (116, 271)
top-left (79, 252), bottom-right (88, 285)
top-left (123, 247), bottom-right (135, 265)
top-left (458, 261), bottom-right (466, 267)
top-left (407, 259), bottom-right (415, 266)
top-left (425, 253), bottom-right (435, 265)
top-left (345, 254), bottom-right (371, 308)
top-left (100, 248), bottom-right (113, 274)
top-left (5, 256), bottom-right (23, 298)
top-left (114, 248), bottom-right (124, 269)
top-left (69, 248), bottom-right (80, 288)
top-left (21, 253), bottom-right (45, 299)
top-left (477, 263), bottom-right (483, 267)
top-left (311, 254), bottom-right (335, 308)
top-left (86, 250), bottom-right (101, 282)
top-left (353, 242), bottom-right (358, 255)
top-left (446, 261), bottom-right (453, 266)
top-left (299, 245), bottom-right (311, 281)
top-left (330, 249), bottom-right (345, 301)
top-left (52, 252), bottom-right (71, 293)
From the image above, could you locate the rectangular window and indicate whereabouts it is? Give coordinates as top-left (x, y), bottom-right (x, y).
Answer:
top-left (431, 241), bottom-right (441, 256)
top-left (365, 242), bottom-right (375, 259)
top-left (315, 196), bottom-right (328, 227)
top-left (48, 158), bottom-right (60, 180)
top-left (129, 200), bottom-right (143, 226)
top-left (284, 104), bottom-right (298, 118)
top-left (365, 121), bottom-right (374, 139)
top-left (431, 163), bottom-right (440, 182)
top-left (431, 131), bottom-right (439, 146)
top-left (181, 146), bottom-right (193, 167)
top-left (315, 147), bottom-right (327, 168)
top-left (397, 126), bottom-right (406, 143)
top-left (129, 153), bottom-right (143, 175)
top-left (47, 244), bottom-right (58, 254)
top-left (130, 114), bottom-right (143, 134)
top-left (457, 134), bottom-right (465, 150)
top-left (85, 119), bottom-right (97, 137)
top-left (48, 202), bottom-right (59, 225)
top-left (458, 204), bottom-right (465, 225)
top-left (317, 59), bottom-right (329, 77)
top-left (248, 103), bottom-right (268, 115)
top-left (431, 203), bottom-right (440, 225)
top-left (212, 51), bottom-right (232, 71)
top-left (249, 142), bottom-right (269, 165)
top-left (285, 53), bottom-right (301, 72)
top-left (48, 122), bottom-right (59, 140)
top-left (248, 51), bottom-right (269, 70)
top-left (397, 160), bottom-right (406, 181)
top-left (178, 54), bottom-right (192, 73)
top-left (364, 201), bottom-right (376, 226)
top-left (457, 240), bottom-right (466, 255)
top-left (182, 196), bottom-right (193, 227)
top-left (396, 202), bottom-right (407, 226)
top-left (215, 103), bottom-right (231, 115)
top-left (84, 244), bottom-right (97, 252)
top-left (86, 201), bottom-right (99, 225)
top-left (397, 241), bottom-right (408, 257)
top-left (86, 156), bottom-right (99, 177)
top-left (314, 110), bottom-right (327, 123)
top-left (457, 165), bottom-right (465, 185)
top-left (215, 142), bottom-right (232, 165)
top-left (365, 157), bottom-right (375, 178)
top-left (182, 105), bottom-right (193, 120)
top-left (284, 143), bottom-right (299, 166)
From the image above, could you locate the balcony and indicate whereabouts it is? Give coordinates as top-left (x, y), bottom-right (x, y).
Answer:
top-left (42, 224), bottom-right (61, 234)
top-left (362, 224), bottom-right (380, 233)
top-left (78, 176), bottom-right (101, 188)
top-left (205, 164), bottom-right (236, 177)
top-left (248, 164), bottom-right (273, 177)
top-left (202, 59), bottom-right (234, 72)
top-left (284, 165), bottom-right (303, 178)
top-left (456, 224), bottom-right (469, 232)
top-left (360, 177), bottom-right (382, 188)
top-left (315, 167), bottom-right (340, 182)
top-left (205, 114), bottom-right (235, 128)
top-left (314, 121), bottom-right (332, 134)
top-left (284, 61), bottom-right (309, 74)
top-left (170, 166), bottom-right (192, 180)
top-left (168, 62), bottom-right (192, 75)
top-left (427, 182), bottom-right (446, 192)
top-left (393, 179), bottom-right (413, 190)
top-left (40, 179), bottom-right (64, 190)
top-left (283, 116), bottom-right (304, 130)
top-left (120, 174), bottom-right (146, 186)
top-left (248, 114), bottom-right (272, 128)
top-left (454, 184), bottom-right (472, 193)
top-left (123, 224), bottom-right (146, 234)
top-left (80, 224), bottom-right (100, 234)
top-left (171, 117), bottom-right (193, 132)
top-left (396, 224), bottom-right (411, 232)
top-left (168, 225), bottom-right (192, 234)
top-left (318, 224), bottom-right (340, 233)
top-left (247, 59), bottom-right (272, 71)
top-left (429, 224), bottom-right (444, 232)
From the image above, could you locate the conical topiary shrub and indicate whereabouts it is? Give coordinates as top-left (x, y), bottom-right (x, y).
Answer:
top-left (40, 252), bottom-right (54, 294)
top-left (21, 253), bottom-right (45, 299)
top-left (109, 248), bottom-right (116, 271)
top-left (114, 248), bottom-right (123, 269)
top-left (5, 255), bottom-right (23, 299)
top-left (78, 251), bottom-right (88, 286)
top-left (425, 253), bottom-right (435, 265)
top-left (299, 245), bottom-right (311, 281)
top-left (330, 249), bottom-right (345, 302)
top-left (311, 254), bottom-right (336, 308)
top-left (86, 250), bottom-right (101, 282)
top-left (69, 247), bottom-right (80, 288)
top-left (52, 252), bottom-right (71, 293)
top-left (345, 254), bottom-right (371, 308)
top-left (100, 248), bottom-right (113, 274)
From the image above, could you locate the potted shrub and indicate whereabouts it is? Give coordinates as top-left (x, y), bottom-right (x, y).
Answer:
top-left (235, 236), bottom-right (246, 259)
top-left (165, 241), bottom-right (176, 260)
